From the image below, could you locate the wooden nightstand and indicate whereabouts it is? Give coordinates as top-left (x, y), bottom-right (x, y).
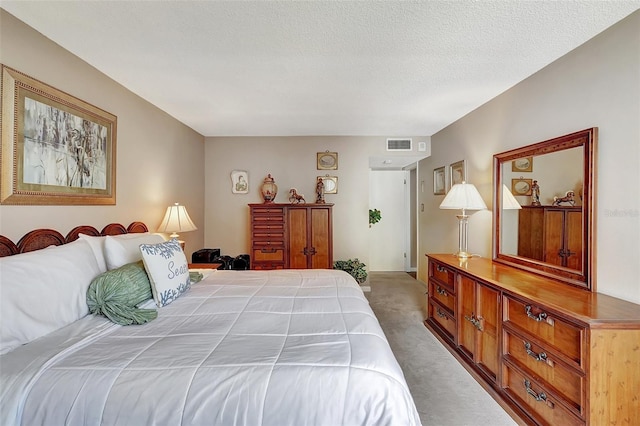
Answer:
top-left (188, 263), bottom-right (222, 270)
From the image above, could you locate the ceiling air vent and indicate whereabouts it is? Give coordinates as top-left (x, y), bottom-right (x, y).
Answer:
top-left (386, 138), bottom-right (412, 151)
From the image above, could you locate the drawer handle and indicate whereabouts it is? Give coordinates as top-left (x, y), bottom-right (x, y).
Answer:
top-left (525, 305), bottom-right (554, 325)
top-left (524, 342), bottom-right (548, 363)
top-left (260, 248), bottom-right (277, 254)
top-left (436, 308), bottom-right (447, 318)
top-left (436, 286), bottom-right (448, 296)
top-left (523, 379), bottom-right (554, 409)
top-left (436, 265), bottom-right (446, 273)
top-left (464, 314), bottom-right (483, 331)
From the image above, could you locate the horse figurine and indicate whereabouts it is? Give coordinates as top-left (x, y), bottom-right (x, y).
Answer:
top-left (288, 188), bottom-right (306, 204)
top-left (553, 190), bottom-right (576, 206)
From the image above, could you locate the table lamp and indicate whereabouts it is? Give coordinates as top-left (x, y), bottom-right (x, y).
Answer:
top-left (502, 184), bottom-right (522, 210)
top-left (439, 181), bottom-right (487, 258)
top-left (158, 203), bottom-right (197, 248)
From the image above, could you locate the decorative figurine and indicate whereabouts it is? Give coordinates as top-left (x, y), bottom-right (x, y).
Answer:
top-left (553, 190), bottom-right (576, 206)
top-left (315, 177), bottom-right (325, 204)
top-left (288, 188), bottom-right (306, 204)
top-left (531, 180), bottom-right (541, 206)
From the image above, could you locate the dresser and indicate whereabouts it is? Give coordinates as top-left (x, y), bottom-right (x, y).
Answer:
top-left (249, 203), bottom-right (333, 270)
top-left (425, 254), bottom-right (640, 426)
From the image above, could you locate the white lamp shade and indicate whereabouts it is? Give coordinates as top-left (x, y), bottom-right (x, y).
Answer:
top-left (502, 184), bottom-right (522, 210)
top-left (158, 203), bottom-right (197, 237)
top-left (439, 182), bottom-right (487, 211)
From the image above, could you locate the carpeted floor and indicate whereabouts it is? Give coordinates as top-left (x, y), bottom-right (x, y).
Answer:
top-left (366, 271), bottom-right (517, 426)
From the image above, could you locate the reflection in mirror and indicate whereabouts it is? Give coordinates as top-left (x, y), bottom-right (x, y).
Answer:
top-left (493, 128), bottom-right (597, 290)
top-left (501, 147), bottom-right (584, 257)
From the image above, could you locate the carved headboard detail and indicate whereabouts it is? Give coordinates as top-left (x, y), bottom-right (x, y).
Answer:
top-left (0, 222), bottom-right (149, 257)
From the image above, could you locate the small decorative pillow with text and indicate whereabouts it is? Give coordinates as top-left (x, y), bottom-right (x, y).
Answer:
top-left (139, 239), bottom-right (191, 307)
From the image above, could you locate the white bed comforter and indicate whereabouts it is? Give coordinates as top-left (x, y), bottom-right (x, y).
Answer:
top-left (1, 269), bottom-right (420, 426)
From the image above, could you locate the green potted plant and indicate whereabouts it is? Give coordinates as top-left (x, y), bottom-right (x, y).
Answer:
top-left (333, 258), bottom-right (368, 284)
top-left (369, 208), bottom-right (381, 227)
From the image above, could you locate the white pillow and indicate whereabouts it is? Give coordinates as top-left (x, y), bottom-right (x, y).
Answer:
top-left (78, 234), bottom-right (108, 273)
top-left (0, 239), bottom-right (102, 354)
top-left (104, 233), bottom-right (164, 270)
top-left (139, 239), bottom-right (191, 307)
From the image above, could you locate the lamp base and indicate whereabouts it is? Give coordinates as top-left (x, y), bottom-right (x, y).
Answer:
top-left (453, 251), bottom-right (473, 258)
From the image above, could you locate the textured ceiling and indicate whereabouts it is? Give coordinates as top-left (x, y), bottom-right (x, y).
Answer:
top-left (2, 1), bottom-right (638, 137)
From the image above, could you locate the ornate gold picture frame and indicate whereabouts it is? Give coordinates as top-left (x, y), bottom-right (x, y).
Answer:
top-left (318, 175), bottom-right (338, 194)
top-left (317, 151), bottom-right (338, 170)
top-left (511, 178), bottom-right (533, 196)
top-left (1, 65), bottom-right (117, 205)
top-left (512, 156), bottom-right (533, 172)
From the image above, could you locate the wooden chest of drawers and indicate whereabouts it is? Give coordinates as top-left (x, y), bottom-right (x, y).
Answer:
top-left (250, 205), bottom-right (287, 269)
top-left (425, 254), bottom-right (640, 426)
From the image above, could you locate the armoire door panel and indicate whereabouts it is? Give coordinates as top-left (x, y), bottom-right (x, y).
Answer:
top-left (310, 208), bottom-right (330, 268)
top-left (565, 211), bottom-right (582, 271)
top-left (544, 210), bottom-right (564, 266)
top-left (288, 208), bottom-right (309, 269)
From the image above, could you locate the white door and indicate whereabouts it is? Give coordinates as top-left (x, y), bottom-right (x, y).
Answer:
top-left (369, 170), bottom-right (407, 271)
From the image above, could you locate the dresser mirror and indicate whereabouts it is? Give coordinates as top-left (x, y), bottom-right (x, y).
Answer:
top-left (493, 128), bottom-right (597, 290)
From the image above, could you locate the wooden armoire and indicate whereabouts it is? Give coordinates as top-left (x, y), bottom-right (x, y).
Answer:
top-left (249, 203), bottom-right (333, 270)
top-left (517, 205), bottom-right (582, 270)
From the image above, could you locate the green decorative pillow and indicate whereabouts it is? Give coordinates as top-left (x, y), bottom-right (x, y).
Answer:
top-left (87, 261), bottom-right (157, 325)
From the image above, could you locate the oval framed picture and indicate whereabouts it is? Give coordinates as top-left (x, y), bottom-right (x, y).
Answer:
top-left (512, 178), bottom-right (533, 196)
top-left (317, 152), bottom-right (338, 170)
top-left (319, 175), bottom-right (338, 194)
top-left (512, 156), bottom-right (533, 172)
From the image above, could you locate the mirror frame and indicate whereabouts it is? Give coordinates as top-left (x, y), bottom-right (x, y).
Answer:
top-left (492, 128), bottom-right (597, 290)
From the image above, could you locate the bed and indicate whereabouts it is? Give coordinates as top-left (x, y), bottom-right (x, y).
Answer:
top-left (0, 222), bottom-right (421, 426)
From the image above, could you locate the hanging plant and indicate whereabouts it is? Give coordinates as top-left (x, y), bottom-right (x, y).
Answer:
top-left (333, 259), bottom-right (368, 284)
top-left (369, 208), bottom-right (382, 227)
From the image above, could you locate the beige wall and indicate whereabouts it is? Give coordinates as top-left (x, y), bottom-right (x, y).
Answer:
top-left (3, 8), bottom-right (637, 304)
top-left (203, 136), bottom-right (427, 269)
top-left (0, 10), bottom-right (206, 255)
top-left (418, 11), bottom-right (640, 304)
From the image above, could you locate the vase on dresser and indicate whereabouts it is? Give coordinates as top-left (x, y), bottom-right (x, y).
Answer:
top-left (260, 174), bottom-right (278, 203)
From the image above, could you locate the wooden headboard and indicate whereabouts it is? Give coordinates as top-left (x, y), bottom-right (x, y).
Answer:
top-left (0, 222), bottom-right (149, 257)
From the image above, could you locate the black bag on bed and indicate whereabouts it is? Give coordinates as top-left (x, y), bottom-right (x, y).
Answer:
top-left (191, 248), bottom-right (221, 264)
top-left (232, 254), bottom-right (250, 270)
top-left (213, 255), bottom-right (234, 270)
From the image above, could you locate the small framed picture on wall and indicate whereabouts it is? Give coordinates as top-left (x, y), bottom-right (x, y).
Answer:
top-left (433, 166), bottom-right (446, 195)
top-left (511, 177), bottom-right (533, 196)
top-left (231, 170), bottom-right (249, 194)
top-left (317, 151), bottom-right (338, 170)
top-left (318, 175), bottom-right (338, 194)
top-left (449, 160), bottom-right (466, 188)
top-left (512, 157), bottom-right (533, 172)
